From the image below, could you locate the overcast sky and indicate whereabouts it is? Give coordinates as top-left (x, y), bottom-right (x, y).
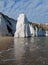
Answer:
top-left (0, 0), bottom-right (48, 23)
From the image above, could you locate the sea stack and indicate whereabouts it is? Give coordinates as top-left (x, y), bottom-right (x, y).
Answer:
top-left (14, 13), bottom-right (32, 37)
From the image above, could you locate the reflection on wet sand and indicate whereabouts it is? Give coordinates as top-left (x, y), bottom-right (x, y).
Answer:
top-left (0, 37), bottom-right (48, 65)
top-left (0, 37), bottom-right (15, 65)
top-left (14, 37), bottom-right (48, 65)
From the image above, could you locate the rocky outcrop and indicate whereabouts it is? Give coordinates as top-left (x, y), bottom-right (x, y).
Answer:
top-left (0, 12), bottom-right (48, 37)
top-left (14, 13), bottom-right (35, 37)
top-left (0, 13), bottom-right (16, 36)
top-left (45, 30), bottom-right (48, 36)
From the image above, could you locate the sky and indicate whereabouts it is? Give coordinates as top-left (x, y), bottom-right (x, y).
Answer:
top-left (0, 0), bottom-right (48, 23)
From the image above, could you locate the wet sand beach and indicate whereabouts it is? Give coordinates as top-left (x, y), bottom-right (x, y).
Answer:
top-left (0, 37), bottom-right (48, 65)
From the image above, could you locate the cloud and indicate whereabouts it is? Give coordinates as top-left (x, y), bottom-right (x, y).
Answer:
top-left (0, 0), bottom-right (48, 23)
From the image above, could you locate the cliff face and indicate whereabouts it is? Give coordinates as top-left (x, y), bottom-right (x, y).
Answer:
top-left (0, 13), bottom-right (16, 36)
top-left (14, 13), bottom-right (35, 37)
top-left (0, 12), bottom-right (48, 37)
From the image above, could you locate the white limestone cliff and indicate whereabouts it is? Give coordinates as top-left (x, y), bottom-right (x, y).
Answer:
top-left (29, 24), bottom-right (35, 37)
top-left (14, 13), bottom-right (35, 37)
